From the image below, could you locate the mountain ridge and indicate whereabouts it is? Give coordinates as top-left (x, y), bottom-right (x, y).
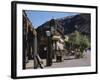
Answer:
top-left (36, 13), bottom-right (91, 37)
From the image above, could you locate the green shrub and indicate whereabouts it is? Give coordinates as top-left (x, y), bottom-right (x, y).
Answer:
top-left (68, 31), bottom-right (90, 58)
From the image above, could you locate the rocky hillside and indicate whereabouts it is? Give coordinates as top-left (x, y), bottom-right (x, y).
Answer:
top-left (36, 13), bottom-right (91, 37)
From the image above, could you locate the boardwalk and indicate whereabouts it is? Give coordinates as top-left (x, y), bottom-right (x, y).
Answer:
top-left (26, 51), bottom-right (91, 69)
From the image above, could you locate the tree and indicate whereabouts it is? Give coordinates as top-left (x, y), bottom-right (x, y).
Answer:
top-left (68, 31), bottom-right (90, 58)
top-left (69, 31), bottom-right (81, 49)
top-left (80, 35), bottom-right (90, 52)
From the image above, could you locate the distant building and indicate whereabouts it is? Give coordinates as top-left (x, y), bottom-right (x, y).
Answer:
top-left (37, 19), bottom-right (65, 61)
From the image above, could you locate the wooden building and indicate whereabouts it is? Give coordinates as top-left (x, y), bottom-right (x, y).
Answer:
top-left (23, 10), bottom-right (35, 61)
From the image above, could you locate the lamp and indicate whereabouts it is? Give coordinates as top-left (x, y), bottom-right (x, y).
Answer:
top-left (46, 30), bottom-right (51, 37)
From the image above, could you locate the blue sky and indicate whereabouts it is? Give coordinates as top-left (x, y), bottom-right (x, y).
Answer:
top-left (25, 10), bottom-right (78, 28)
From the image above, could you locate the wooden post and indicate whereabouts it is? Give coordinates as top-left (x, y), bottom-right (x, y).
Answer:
top-left (23, 16), bottom-right (26, 69)
top-left (33, 30), bottom-right (44, 69)
top-left (33, 30), bottom-right (38, 69)
top-left (46, 37), bottom-right (52, 66)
